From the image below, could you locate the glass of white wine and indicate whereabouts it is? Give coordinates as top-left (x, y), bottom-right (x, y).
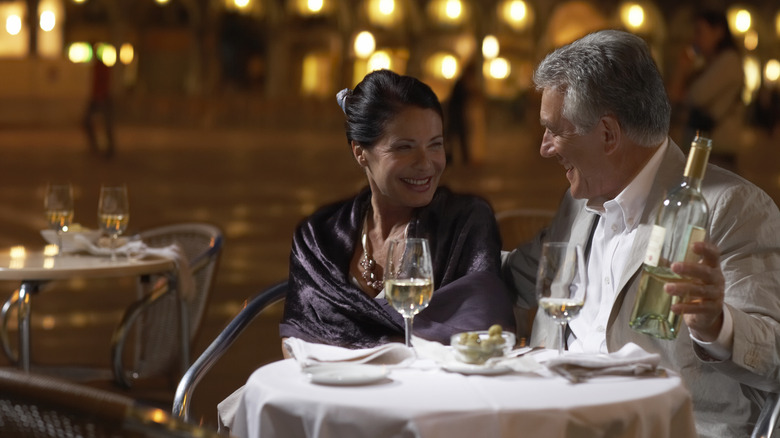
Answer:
top-left (44, 183), bottom-right (74, 256)
top-left (385, 238), bottom-right (434, 348)
top-left (536, 242), bottom-right (587, 356)
top-left (97, 185), bottom-right (129, 262)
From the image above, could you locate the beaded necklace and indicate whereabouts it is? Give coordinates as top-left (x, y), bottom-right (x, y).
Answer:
top-left (359, 207), bottom-right (408, 292)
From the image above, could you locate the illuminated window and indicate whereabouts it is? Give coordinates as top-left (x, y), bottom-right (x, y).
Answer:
top-left (765, 59), bottom-right (780, 84)
top-left (367, 0), bottom-right (400, 27)
top-left (354, 31), bottom-right (375, 59)
top-left (743, 29), bottom-right (758, 51)
top-left (301, 52), bottom-right (333, 97)
top-left (620, 3), bottom-right (644, 31)
top-left (6, 14), bottom-right (21, 35)
top-left (728, 8), bottom-right (751, 34)
top-left (294, 0), bottom-right (330, 16)
top-left (39, 10), bottom-right (55, 31)
top-left (487, 58), bottom-right (511, 80)
top-left (482, 35), bottom-right (499, 59)
top-left (119, 43), bottom-right (134, 64)
top-left (68, 42), bottom-right (93, 63)
top-left (499, 0), bottom-right (533, 31)
top-left (368, 51), bottom-right (392, 71)
top-left (743, 55), bottom-right (760, 104)
top-left (428, 0), bottom-right (465, 26)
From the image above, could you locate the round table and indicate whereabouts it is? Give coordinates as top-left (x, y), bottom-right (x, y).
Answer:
top-left (0, 249), bottom-right (175, 371)
top-left (231, 358), bottom-right (698, 438)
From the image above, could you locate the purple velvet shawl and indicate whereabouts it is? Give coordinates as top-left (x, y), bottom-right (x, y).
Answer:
top-left (279, 187), bottom-right (515, 348)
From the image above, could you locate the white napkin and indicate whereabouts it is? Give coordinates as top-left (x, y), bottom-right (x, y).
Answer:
top-left (283, 337), bottom-right (415, 369)
top-left (72, 234), bottom-right (196, 301)
top-left (542, 342), bottom-right (661, 381)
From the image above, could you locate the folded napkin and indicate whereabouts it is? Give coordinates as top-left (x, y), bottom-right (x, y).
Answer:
top-left (72, 234), bottom-right (196, 301)
top-left (543, 342), bottom-right (661, 382)
top-left (283, 337), bottom-right (415, 369)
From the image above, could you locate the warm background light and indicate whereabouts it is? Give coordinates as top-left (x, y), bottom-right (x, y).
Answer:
top-left (68, 42), bottom-right (92, 63)
top-left (743, 29), bottom-right (758, 51)
top-left (765, 59), bottom-right (780, 83)
top-left (354, 31), bottom-right (375, 59)
top-left (482, 35), bottom-right (499, 59)
top-left (6, 14), bottom-right (21, 35)
top-left (378, 0), bottom-right (394, 15)
top-left (730, 8), bottom-right (751, 34)
top-left (742, 55), bottom-right (760, 104)
top-left (40, 10), bottom-right (56, 31)
top-left (488, 58), bottom-right (510, 79)
top-left (368, 51), bottom-right (391, 71)
top-left (119, 43), bottom-right (134, 64)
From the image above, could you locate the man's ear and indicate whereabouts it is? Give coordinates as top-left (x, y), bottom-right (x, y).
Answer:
top-left (601, 115), bottom-right (621, 155)
top-left (352, 141), bottom-right (367, 167)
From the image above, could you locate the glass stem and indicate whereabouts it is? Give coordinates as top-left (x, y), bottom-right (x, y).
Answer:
top-left (404, 316), bottom-right (413, 347)
top-left (558, 322), bottom-right (566, 356)
top-left (110, 235), bottom-right (117, 261)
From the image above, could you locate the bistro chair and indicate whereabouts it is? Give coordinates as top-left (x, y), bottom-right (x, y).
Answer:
top-left (0, 367), bottom-right (220, 437)
top-left (172, 280), bottom-right (287, 423)
top-left (753, 392), bottom-right (780, 438)
top-left (112, 222), bottom-right (223, 389)
top-left (495, 208), bottom-right (555, 251)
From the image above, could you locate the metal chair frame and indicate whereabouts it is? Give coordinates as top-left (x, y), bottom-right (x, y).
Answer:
top-left (172, 280), bottom-right (287, 423)
top-left (0, 368), bottom-right (220, 437)
top-left (753, 392), bottom-right (780, 438)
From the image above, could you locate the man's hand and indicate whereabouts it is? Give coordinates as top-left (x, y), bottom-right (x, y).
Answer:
top-left (665, 241), bottom-right (726, 342)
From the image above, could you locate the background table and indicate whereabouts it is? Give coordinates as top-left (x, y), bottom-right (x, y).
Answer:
top-left (0, 249), bottom-right (175, 371)
top-left (232, 358), bottom-right (697, 438)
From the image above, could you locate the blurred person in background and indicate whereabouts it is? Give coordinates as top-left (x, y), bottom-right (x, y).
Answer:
top-left (83, 50), bottom-right (115, 159)
top-left (668, 9), bottom-right (745, 171)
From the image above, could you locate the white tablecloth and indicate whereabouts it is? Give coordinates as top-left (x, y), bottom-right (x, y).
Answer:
top-left (231, 358), bottom-right (697, 438)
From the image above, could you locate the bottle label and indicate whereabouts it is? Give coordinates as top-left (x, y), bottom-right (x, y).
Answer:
top-left (682, 225), bottom-right (707, 263)
top-left (644, 225), bottom-right (666, 267)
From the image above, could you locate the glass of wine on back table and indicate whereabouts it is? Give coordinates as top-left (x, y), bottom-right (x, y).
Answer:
top-left (44, 183), bottom-right (74, 256)
top-left (385, 238), bottom-right (434, 348)
top-left (98, 185), bottom-right (129, 262)
top-left (536, 242), bottom-right (587, 356)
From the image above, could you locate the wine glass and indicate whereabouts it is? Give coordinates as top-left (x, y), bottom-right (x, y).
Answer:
top-left (535, 242), bottom-right (587, 356)
top-left (44, 183), bottom-right (74, 256)
top-left (97, 185), bottom-right (129, 261)
top-left (385, 238), bottom-right (434, 348)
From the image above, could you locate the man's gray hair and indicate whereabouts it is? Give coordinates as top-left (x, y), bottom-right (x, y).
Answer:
top-left (533, 29), bottom-right (670, 147)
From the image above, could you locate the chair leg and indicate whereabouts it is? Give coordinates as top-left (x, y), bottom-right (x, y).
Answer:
top-left (0, 290), bottom-right (20, 365)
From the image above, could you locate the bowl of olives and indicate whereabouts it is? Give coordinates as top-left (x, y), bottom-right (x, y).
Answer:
top-left (451, 325), bottom-right (515, 365)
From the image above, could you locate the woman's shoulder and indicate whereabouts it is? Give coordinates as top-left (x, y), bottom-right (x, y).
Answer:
top-left (298, 189), bottom-right (369, 233)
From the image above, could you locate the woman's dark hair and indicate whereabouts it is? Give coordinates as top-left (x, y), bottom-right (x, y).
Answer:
top-left (696, 10), bottom-right (737, 53)
top-left (341, 69), bottom-right (443, 148)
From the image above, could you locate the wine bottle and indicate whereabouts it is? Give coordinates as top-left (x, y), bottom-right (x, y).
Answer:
top-left (629, 133), bottom-right (712, 339)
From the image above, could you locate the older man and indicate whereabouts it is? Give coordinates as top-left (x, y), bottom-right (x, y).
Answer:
top-left (503, 29), bottom-right (780, 437)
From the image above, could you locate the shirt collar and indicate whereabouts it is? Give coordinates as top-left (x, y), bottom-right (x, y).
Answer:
top-left (585, 138), bottom-right (669, 231)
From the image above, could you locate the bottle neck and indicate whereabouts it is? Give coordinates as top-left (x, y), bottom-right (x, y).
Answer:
top-left (683, 141), bottom-right (711, 190)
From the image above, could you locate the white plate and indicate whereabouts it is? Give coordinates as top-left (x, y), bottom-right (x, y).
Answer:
top-left (304, 364), bottom-right (390, 386)
top-left (441, 362), bottom-right (511, 375)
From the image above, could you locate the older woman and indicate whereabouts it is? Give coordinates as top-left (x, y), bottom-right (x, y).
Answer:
top-left (280, 69), bottom-right (515, 349)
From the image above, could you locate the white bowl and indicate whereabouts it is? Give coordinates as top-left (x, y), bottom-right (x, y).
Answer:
top-left (41, 229), bottom-right (102, 253)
